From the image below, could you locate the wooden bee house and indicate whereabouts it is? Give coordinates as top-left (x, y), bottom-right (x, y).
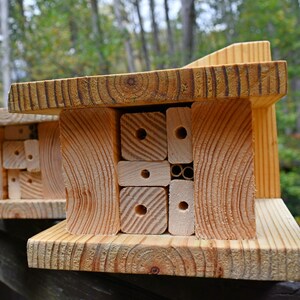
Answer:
top-left (0, 109), bottom-right (65, 219)
top-left (8, 41), bottom-right (300, 280)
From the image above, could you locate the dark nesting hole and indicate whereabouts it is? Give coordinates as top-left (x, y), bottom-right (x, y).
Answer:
top-left (141, 169), bottom-right (150, 179)
top-left (11, 178), bottom-right (16, 182)
top-left (183, 167), bottom-right (194, 180)
top-left (135, 204), bottom-right (147, 216)
top-left (178, 201), bottom-right (189, 211)
top-left (18, 128), bottom-right (23, 134)
top-left (27, 154), bottom-right (33, 160)
top-left (136, 128), bottom-right (147, 140)
top-left (171, 165), bottom-right (182, 177)
top-left (175, 127), bottom-right (187, 139)
top-left (28, 179), bottom-right (32, 184)
top-left (14, 150), bottom-right (19, 156)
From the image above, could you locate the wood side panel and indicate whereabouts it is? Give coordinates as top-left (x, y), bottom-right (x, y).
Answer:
top-left (38, 122), bottom-right (65, 199)
top-left (60, 108), bottom-right (120, 235)
top-left (192, 99), bottom-right (255, 239)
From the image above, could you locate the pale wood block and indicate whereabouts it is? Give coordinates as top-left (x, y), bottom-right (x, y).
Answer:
top-left (8, 170), bottom-right (21, 199)
top-left (0, 127), bottom-right (8, 199)
top-left (20, 171), bottom-right (43, 199)
top-left (27, 199), bottom-right (300, 281)
top-left (192, 100), bottom-right (255, 240)
top-left (38, 122), bottom-right (65, 199)
top-left (3, 141), bottom-right (27, 169)
top-left (120, 187), bottom-right (167, 234)
top-left (169, 180), bottom-right (194, 236)
top-left (4, 124), bottom-right (35, 140)
top-left (166, 107), bottom-right (192, 163)
top-left (118, 161), bottom-right (170, 187)
top-left (120, 112), bottom-right (167, 161)
top-left (60, 108), bottom-right (120, 235)
top-left (24, 140), bottom-right (40, 172)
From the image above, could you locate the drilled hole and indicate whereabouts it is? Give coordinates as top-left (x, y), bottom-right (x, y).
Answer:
top-left (135, 204), bottom-right (147, 216)
top-left (178, 201), bottom-right (189, 211)
top-left (175, 127), bottom-right (187, 139)
top-left (171, 165), bottom-right (182, 177)
top-left (136, 128), bottom-right (147, 140)
top-left (11, 178), bottom-right (16, 182)
top-left (18, 128), bottom-right (23, 134)
top-left (14, 150), bottom-right (19, 156)
top-left (28, 179), bottom-right (32, 184)
top-left (183, 167), bottom-right (194, 180)
top-left (141, 169), bottom-right (150, 179)
top-left (27, 154), bottom-right (33, 160)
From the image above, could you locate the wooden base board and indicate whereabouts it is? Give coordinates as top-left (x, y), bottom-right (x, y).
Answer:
top-left (27, 199), bottom-right (300, 281)
top-left (0, 199), bottom-right (65, 219)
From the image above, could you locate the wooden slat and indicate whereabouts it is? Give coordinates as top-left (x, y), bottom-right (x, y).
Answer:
top-left (0, 199), bottom-right (65, 218)
top-left (168, 180), bottom-right (194, 236)
top-left (166, 107), bottom-right (192, 164)
top-left (0, 127), bottom-right (8, 199)
top-left (3, 141), bottom-right (26, 169)
top-left (120, 112), bottom-right (167, 161)
top-left (8, 170), bottom-right (21, 199)
top-left (38, 122), bottom-right (65, 199)
top-left (60, 108), bottom-right (120, 235)
top-left (120, 187), bottom-right (167, 234)
top-left (8, 62), bottom-right (287, 114)
top-left (4, 124), bottom-right (35, 140)
top-left (27, 199), bottom-right (300, 281)
top-left (24, 139), bottom-right (40, 172)
top-left (117, 161), bottom-right (170, 187)
top-left (192, 99), bottom-right (255, 239)
top-left (20, 171), bottom-right (43, 199)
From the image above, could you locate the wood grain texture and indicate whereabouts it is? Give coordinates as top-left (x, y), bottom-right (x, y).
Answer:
top-left (60, 108), bottom-right (120, 235)
top-left (20, 171), bottom-right (43, 199)
top-left (253, 106), bottom-right (280, 198)
top-left (8, 62), bottom-right (287, 114)
top-left (166, 107), bottom-right (192, 164)
top-left (3, 141), bottom-right (26, 169)
top-left (121, 112), bottom-right (167, 161)
top-left (192, 100), bottom-right (255, 240)
top-left (24, 139), bottom-right (40, 172)
top-left (0, 108), bottom-right (58, 126)
top-left (4, 124), bottom-right (35, 140)
top-left (169, 180), bottom-right (194, 236)
top-left (38, 122), bottom-right (65, 199)
top-left (8, 170), bottom-right (21, 199)
top-left (0, 199), bottom-right (65, 218)
top-left (120, 187), bottom-right (167, 234)
top-left (27, 198), bottom-right (300, 281)
top-left (118, 161), bottom-right (170, 186)
top-left (0, 127), bottom-right (8, 199)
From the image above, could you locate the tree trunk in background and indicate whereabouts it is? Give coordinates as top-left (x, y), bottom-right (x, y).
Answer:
top-left (164, 0), bottom-right (175, 67)
top-left (1, 0), bottom-right (10, 107)
top-left (114, 0), bottom-right (136, 72)
top-left (181, 0), bottom-right (195, 65)
top-left (149, 0), bottom-right (162, 68)
top-left (134, 0), bottom-right (151, 70)
top-left (90, 0), bottom-right (110, 74)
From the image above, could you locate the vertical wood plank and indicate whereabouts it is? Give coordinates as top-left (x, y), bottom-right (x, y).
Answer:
top-left (38, 122), bottom-right (65, 199)
top-left (0, 127), bottom-right (8, 199)
top-left (60, 108), bottom-right (120, 235)
top-left (8, 170), bottom-right (21, 199)
top-left (24, 139), bottom-right (40, 172)
top-left (192, 99), bottom-right (256, 239)
top-left (166, 107), bottom-right (192, 164)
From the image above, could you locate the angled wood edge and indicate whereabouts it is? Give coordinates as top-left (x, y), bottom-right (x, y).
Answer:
top-left (0, 199), bottom-right (65, 219)
top-left (0, 108), bottom-right (58, 125)
top-left (8, 61), bottom-right (287, 114)
top-left (27, 199), bottom-right (300, 280)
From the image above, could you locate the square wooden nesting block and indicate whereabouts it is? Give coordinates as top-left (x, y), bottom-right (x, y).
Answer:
top-left (120, 186), bottom-right (167, 234)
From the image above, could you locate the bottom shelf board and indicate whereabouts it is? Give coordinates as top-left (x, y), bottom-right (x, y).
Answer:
top-left (27, 198), bottom-right (300, 281)
top-left (0, 199), bottom-right (66, 219)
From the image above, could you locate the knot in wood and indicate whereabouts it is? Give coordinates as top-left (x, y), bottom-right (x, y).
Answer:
top-left (150, 266), bottom-right (160, 275)
top-left (126, 77), bottom-right (136, 86)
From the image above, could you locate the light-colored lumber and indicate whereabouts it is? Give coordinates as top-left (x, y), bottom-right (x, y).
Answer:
top-left (20, 171), bottom-right (43, 199)
top-left (192, 99), bottom-right (255, 240)
top-left (168, 180), bottom-right (194, 236)
top-left (166, 107), bottom-right (192, 164)
top-left (4, 124), bottom-right (34, 140)
top-left (0, 127), bottom-right (8, 199)
top-left (8, 61), bottom-right (287, 114)
top-left (0, 199), bottom-right (65, 218)
top-left (117, 161), bottom-right (170, 187)
top-left (60, 108), bottom-right (120, 235)
top-left (38, 122), bottom-right (65, 199)
top-left (3, 141), bottom-right (26, 169)
top-left (24, 139), bottom-right (40, 172)
top-left (27, 199), bottom-right (300, 281)
top-left (120, 187), bottom-right (167, 234)
top-left (121, 112), bottom-right (167, 161)
top-left (253, 106), bottom-right (280, 198)
top-left (8, 170), bottom-right (21, 199)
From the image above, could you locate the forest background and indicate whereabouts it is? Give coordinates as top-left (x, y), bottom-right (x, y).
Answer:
top-left (0, 0), bottom-right (299, 221)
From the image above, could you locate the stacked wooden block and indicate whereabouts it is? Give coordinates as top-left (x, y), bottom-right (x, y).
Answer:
top-left (118, 107), bottom-right (194, 236)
